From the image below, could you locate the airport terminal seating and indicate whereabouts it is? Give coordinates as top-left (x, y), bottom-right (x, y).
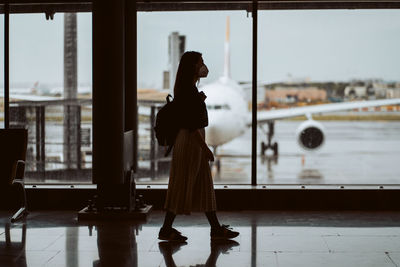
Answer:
top-left (0, 129), bottom-right (28, 222)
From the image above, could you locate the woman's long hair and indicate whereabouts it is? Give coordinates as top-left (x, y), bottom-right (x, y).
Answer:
top-left (173, 51), bottom-right (202, 97)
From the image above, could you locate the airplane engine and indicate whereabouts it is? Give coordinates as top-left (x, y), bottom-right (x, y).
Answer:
top-left (295, 120), bottom-right (325, 150)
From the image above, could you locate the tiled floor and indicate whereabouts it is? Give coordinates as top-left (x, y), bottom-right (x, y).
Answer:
top-left (1, 210), bottom-right (400, 266)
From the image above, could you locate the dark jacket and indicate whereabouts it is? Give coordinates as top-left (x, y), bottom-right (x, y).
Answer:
top-left (174, 86), bottom-right (208, 132)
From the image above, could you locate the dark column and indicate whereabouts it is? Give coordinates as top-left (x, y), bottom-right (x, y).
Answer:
top-left (63, 13), bottom-right (79, 169)
top-left (124, 0), bottom-right (138, 173)
top-left (251, 0), bottom-right (258, 186)
top-left (4, 2), bottom-right (9, 129)
top-left (93, 0), bottom-right (125, 188)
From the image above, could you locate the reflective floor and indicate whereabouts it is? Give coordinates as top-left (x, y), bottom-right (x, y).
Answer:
top-left (1, 210), bottom-right (400, 266)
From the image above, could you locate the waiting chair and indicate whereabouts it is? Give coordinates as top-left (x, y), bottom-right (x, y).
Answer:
top-left (0, 129), bottom-right (28, 222)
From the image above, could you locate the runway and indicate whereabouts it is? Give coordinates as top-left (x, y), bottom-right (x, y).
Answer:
top-left (21, 118), bottom-right (400, 185)
top-left (212, 121), bottom-right (400, 185)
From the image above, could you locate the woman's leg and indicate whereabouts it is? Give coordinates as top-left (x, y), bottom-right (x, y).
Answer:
top-left (206, 211), bottom-right (240, 240)
top-left (205, 211), bottom-right (221, 229)
top-left (162, 210), bottom-right (176, 229)
top-left (159, 211), bottom-right (187, 241)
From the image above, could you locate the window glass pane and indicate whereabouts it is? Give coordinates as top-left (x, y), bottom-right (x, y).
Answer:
top-left (257, 10), bottom-right (400, 185)
top-left (137, 11), bottom-right (252, 184)
top-left (10, 13), bottom-right (92, 184)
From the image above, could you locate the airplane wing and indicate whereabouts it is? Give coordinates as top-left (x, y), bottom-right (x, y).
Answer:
top-left (251, 98), bottom-right (400, 125)
top-left (9, 94), bottom-right (60, 101)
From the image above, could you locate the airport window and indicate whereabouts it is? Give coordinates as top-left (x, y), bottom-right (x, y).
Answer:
top-left (137, 10), bottom-right (252, 184)
top-left (2, 4), bottom-right (399, 187)
top-left (9, 12), bottom-right (92, 184)
top-left (257, 9), bottom-right (400, 185)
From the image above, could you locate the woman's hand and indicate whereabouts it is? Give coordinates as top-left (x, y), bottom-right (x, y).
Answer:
top-left (204, 147), bottom-right (214, 162)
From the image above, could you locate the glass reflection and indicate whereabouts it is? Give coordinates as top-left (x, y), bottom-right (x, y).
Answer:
top-left (159, 239), bottom-right (240, 267)
top-left (0, 223), bottom-right (27, 267)
top-left (94, 224), bottom-right (138, 267)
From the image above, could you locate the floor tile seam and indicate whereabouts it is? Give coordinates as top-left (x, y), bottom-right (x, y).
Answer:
top-left (321, 235), bottom-right (332, 252)
top-left (272, 251), bottom-right (391, 254)
top-left (273, 251), bottom-right (280, 267)
top-left (40, 234), bottom-right (66, 251)
top-left (323, 235), bottom-right (400, 237)
top-left (42, 250), bottom-right (62, 265)
top-left (328, 250), bottom-right (400, 253)
top-left (240, 249), bottom-right (331, 253)
top-left (42, 248), bottom-right (101, 252)
top-left (385, 252), bottom-right (399, 267)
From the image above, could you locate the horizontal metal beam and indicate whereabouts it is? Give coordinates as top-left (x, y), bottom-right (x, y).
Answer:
top-left (0, 0), bottom-right (400, 13)
top-left (137, 0), bottom-right (400, 11)
top-left (0, 2), bottom-right (91, 13)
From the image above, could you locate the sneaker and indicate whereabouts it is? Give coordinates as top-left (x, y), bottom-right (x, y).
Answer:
top-left (210, 224), bottom-right (239, 240)
top-left (158, 227), bottom-right (188, 242)
top-left (211, 239), bottom-right (240, 254)
top-left (158, 241), bottom-right (187, 255)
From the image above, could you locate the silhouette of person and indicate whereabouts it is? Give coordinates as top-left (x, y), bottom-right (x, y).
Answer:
top-left (158, 239), bottom-right (239, 267)
top-left (159, 51), bottom-right (239, 241)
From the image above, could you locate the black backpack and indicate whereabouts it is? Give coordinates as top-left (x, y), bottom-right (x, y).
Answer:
top-left (154, 94), bottom-right (179, 156)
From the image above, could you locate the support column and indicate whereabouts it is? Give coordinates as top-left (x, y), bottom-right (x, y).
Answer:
top-left (93, 0), bottom-right (125, 190)
top-left (251, 0), bottom-right (258, 186)
top-left (124, 0), bottom-right (138, 173)
top-left (63, 13), bottom-right (79, 169)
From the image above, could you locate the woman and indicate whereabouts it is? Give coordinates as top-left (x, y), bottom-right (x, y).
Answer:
top-left (159, 51), bottom-right (239, 241)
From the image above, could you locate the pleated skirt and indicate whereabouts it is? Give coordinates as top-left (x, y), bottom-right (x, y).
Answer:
top-left (164, 128), bottom-right (217, 215)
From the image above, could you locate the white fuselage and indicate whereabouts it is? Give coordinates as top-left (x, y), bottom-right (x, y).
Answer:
top-left (201, 76), bottom-right (248, 147)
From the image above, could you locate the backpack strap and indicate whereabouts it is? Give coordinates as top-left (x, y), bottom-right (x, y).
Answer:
top-left (164, 144), bottom-right (173, 157)
top-left (166, 94), bottom-right (173, 103)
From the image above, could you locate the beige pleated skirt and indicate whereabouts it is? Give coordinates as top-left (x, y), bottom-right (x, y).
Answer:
top-left (164, 128), bottom-right (217, 215)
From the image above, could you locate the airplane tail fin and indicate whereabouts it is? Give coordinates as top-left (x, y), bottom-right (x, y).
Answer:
top-left (223, 16), bottom-right (231, 79)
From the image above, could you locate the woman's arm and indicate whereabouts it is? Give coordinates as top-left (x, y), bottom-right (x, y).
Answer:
top-left (193, 129), bottom-right (214, 162)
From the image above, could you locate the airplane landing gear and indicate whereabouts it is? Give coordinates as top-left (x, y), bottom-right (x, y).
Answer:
top-left (209, 146), bottom-right (221, 179)
top-left (212, 146), bottom-right (221, 174)
top-left (260, 121), bottom-right (278, 157)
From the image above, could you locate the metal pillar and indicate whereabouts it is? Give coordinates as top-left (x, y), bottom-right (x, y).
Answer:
top-left (124, 0), bottom-right (138, 174)
top-left (63, 13), bottom-right (79, 169)
top-left (150, 106), bottom-right (156, 179)
top-left (251, 0), bottom-right (258, 186)
top-left (35, 106), bottom-right (45, 173)
top-left (4, 2), bottom-right (9, 129)
top-left (76, 106), bottom-right (82, 170)
top-left (93, 0), bottom-right (125, 204)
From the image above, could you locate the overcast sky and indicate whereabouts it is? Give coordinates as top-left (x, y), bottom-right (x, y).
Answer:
top-left (0, 9), bottom-right (399, 89)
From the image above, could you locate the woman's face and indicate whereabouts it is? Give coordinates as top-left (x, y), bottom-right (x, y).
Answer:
top-left (196, 57), bottom-right (209, 78)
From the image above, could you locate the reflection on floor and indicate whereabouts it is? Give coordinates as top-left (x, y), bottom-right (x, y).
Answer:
top-left (1, 210), bottom-right (400, 266)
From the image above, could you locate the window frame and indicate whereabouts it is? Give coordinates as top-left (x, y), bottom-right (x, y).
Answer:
top-left (1, 0), bottom-right (400, 188)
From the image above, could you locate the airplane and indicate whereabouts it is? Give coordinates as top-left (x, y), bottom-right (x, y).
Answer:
top-left (200, 16), bottom-right (400, 170)
top-left (7, 81), bottom-right (92, 101)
